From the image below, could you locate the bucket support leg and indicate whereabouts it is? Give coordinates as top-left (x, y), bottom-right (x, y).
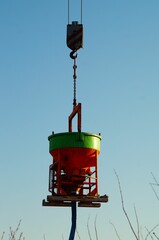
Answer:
top-left (69, 201), bottom-right (77, 240)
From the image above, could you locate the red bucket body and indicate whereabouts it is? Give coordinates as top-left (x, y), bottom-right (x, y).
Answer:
top-left (48, 132), bottom-right (101, 196)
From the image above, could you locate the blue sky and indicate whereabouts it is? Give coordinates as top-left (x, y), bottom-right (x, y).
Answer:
top-left (0, 0), bottom-right (159, 239)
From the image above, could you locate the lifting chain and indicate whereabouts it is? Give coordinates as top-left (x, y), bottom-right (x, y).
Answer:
top-left (70, 50), bottom-right (78, 107)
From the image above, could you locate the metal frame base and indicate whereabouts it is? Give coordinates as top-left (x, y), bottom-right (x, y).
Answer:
top-left (42, 194), bottom-right (108, 208)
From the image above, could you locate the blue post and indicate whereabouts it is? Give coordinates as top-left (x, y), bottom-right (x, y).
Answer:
top-left (69, 201), bottom-right (77, 240)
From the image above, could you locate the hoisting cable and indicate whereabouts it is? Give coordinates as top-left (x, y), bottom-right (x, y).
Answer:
top-left (81, 0), bottom-right (83, 24)
top-left (68, 0), bottom-right (70, 24)
top-left (69, 201), bottom-right (77, 240)
top-left (68, 0), bottom-right (83, 24)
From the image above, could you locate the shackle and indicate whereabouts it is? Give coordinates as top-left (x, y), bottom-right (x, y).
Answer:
top-left (68, 0), bottom-right (83, 24)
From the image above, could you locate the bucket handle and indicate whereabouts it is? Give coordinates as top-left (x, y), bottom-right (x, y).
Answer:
top-left (68, 103), bottom-right (81, 132)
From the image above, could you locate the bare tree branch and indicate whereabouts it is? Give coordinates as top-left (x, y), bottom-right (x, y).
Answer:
top-left (140, 227), bottom-right (144, 240)
top-left (151, 173), bottom-right (159, 186)
top-left (0, 232), bottom-right (5, 240)
top-left (145, 224), bottom-right (159, 240)
top-left (153, 232), bottom-right (159, 240)
top-left (145, 227), bottom-right (155, 240)
top-left (43, 234), bottom-right (46, 240)
top-left (94, 215), bottom-right (98, 240)
top-left (8, 220), bottom-right (24, 240)
top-left (109, 221), bottom-right (122, 240)
top-left (150, 184), bottom-right (159, 201)
top-left (114, 169), bottom-right (139, 240)
top-left (87, 216), bottom-right (92, 240)
top-left (134, 205), bottom-right (140, 240)
top-left (18, 232), bottom-right (23, 240)
top-left (76, 229), bottom-right (81, 240)
top-left (150, 173), bottom-right (159, 201)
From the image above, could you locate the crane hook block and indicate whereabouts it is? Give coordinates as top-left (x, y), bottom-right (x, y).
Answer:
top-left (67, 21), bottom-right (83, 51)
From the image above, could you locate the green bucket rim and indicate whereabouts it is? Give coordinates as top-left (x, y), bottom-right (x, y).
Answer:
top-left (48, 132), bottom-right (101, 151)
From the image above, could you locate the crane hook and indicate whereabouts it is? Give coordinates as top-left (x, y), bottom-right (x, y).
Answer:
top-left (70, 50), bottom-right (77, 59)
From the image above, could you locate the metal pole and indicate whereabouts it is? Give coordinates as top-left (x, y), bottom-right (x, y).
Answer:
top-left (69, 201), bottom-right (77, 240)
